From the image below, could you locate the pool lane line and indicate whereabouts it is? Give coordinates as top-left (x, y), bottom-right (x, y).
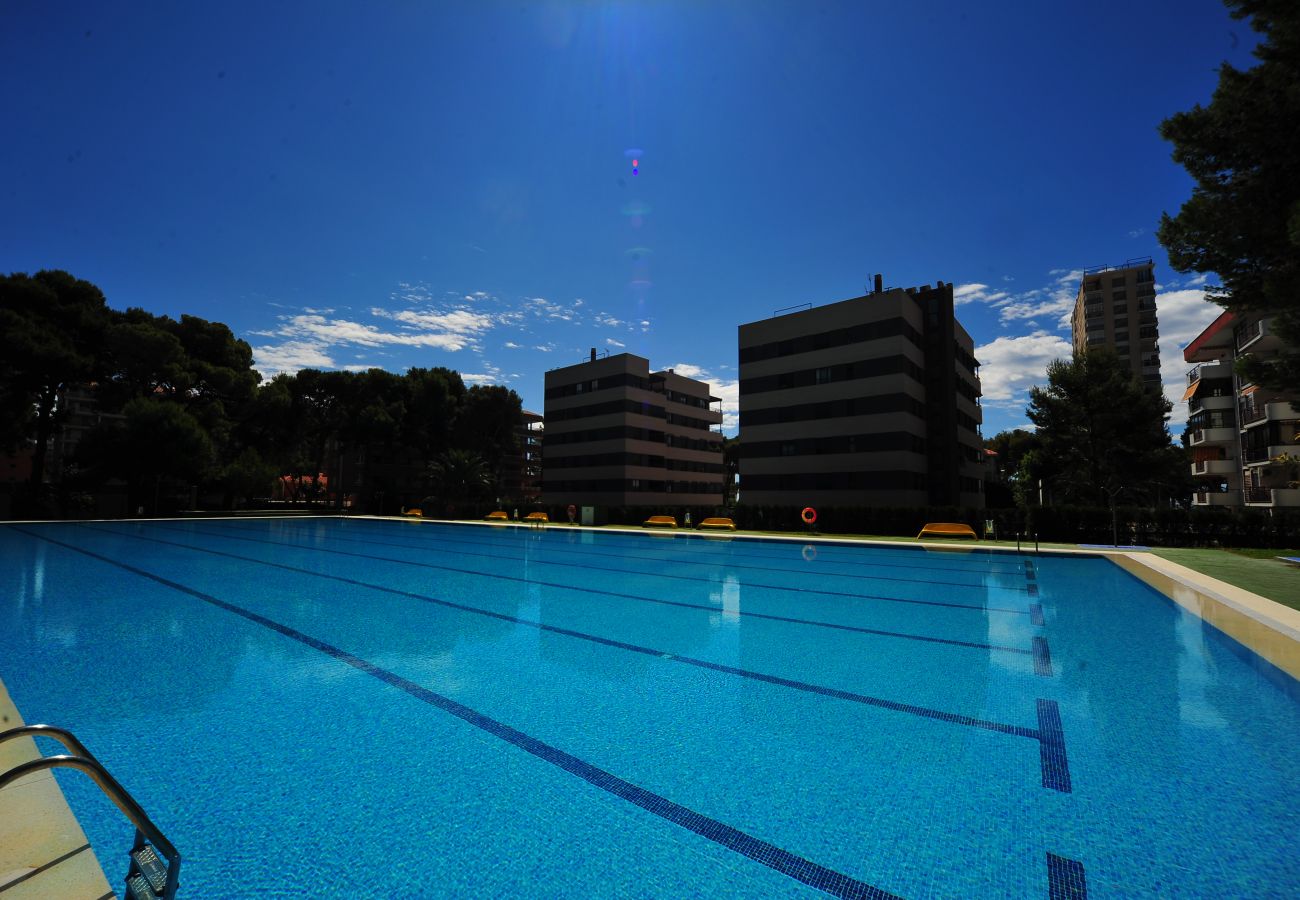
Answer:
top-left (346, 517), bottom-right (1029, 578)
top-left (1046, 852), bottom-right (1087, 898)
top-left (162, 520), bottom-right (1034, 616)
top-left (12, 531), bottom-right (897, 900)
top-left (64, 525), bottom-right (1055, 749)
top-left (134, 521), bottom-right (1037, 657)
top-left (1030, 604), bottom-right (1045, 627)
top-left (1032, 638), bottom-right (1054, 678)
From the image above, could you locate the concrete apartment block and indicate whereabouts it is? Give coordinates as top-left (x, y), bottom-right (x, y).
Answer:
top-left (1184, 310), bottom-right (1300, 509)
top-left (542, 351), bottom-right (724, 508)
top-left (737, 277), bottom-right (984, 508)
top-left (1071, 258), bottom-right (1161, 392)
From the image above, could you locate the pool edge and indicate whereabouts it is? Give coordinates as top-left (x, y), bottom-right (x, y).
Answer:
top-left (0, 679), bottom-right (115, 899)
top-left (1109, 552), bottom-right (1300, 683)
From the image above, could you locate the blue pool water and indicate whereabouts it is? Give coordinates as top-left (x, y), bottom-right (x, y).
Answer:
top-left (1, 518), bottom-right (1297, 898)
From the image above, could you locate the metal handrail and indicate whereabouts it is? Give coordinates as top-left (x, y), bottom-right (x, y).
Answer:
top-left (0, 725), bottom-right (181, 898)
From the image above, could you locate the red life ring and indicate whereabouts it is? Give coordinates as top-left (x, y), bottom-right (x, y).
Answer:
top-left (801, 507), bottom-right (817, 525)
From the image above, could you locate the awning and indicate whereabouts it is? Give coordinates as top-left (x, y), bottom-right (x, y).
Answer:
top-left (1181, 381), bottom-right (1201, 402)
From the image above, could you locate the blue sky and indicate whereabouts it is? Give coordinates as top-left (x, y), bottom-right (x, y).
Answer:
top-left (1, 1), bottom-right (1261, 435)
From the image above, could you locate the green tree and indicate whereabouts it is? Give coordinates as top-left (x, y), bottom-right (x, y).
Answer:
top-left (0, 271), bottom-right (111, 484)
top-left (1025, 352), bottom-right (1186, 508)
top-left (1157, 0), bottom-right (1300, 389)
top-left (451, 384), bottom-right (523, 492)
top-left (76, 397), bottom-right (214, 513)
top-left (426, 448), bottom-right (492, 501)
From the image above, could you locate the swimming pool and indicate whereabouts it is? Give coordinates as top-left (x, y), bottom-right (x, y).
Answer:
top-left (1, 518), bottom-right (1297, 897)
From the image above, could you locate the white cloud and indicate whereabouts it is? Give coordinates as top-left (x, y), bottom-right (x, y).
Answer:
top-left (605, 338), bottom-right (625, 348)
top-left (1186, 272), bottom-right (1210, 287)
top-left (503, 341), bottom-right (522, 349)
top-left (251, 341), bottom-right (335, 378)
top-left (974, 331), bottom-right (1073, 414)
top-left (666, 363), bottom-right (707, 379)
top-left (594, 312), bottom-right (624, 328)
top-left (462, 373), bottom-right (501, 386)
top-left (954, 283), bottom-right (1011, 307)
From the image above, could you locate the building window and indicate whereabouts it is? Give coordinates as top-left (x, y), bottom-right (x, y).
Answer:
top-left (1136, 268), bottom-right (1154, 283)
top-left (815, 367), bottom-right (831, 385)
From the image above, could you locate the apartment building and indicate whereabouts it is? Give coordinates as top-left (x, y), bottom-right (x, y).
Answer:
top-left (1183, 310), bottom-right (1300, 508)
top-left (542, 352), bottom-right (724, 508)
top-left (1070, 258), bottom-right (1161, 392)
top-left (500, 409), bottom-right (543, 502)
top-left (737, 276), bottom-right (984, 508)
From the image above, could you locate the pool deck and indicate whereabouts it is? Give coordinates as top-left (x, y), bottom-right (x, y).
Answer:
top-left (0, 680), bottom-right (114, 899)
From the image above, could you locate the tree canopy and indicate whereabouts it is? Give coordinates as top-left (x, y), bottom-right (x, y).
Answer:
top-left (1158, 0), bottom-right (1300, 389)
top-left (1, 270), bottom-right (528, 516)
top-left (1024, 352), bottom-right (1189, 507)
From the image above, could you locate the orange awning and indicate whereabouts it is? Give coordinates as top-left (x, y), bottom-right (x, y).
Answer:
top-left (1181, 381), bottom-right (1201, 402)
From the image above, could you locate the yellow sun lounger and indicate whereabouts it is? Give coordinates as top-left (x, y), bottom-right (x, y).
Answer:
top-left (643, 515), bottom-right (677, 528)
top-left (523, 511), bottom-right (549, 523)
top-left (917, 522), bottom-right (978, 540)
top-left (697, 517), bottom-right (736, 531)
top-left (403, 508), bottom-right (423, 517)
top-left (484, 511), bottom-right (509, 521)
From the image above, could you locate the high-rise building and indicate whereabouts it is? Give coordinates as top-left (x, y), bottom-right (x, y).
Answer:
top-left (737, 276), bottom-right (984, 508)
top-left (1070, 258), bottom-right (1161, 391)
top-left (1183, 310), bottom-right (1300, 508)
top-left (542, 352), bottom-right (724, 508)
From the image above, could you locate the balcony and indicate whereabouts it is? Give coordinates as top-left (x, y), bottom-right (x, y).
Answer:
top-left (1188, 427), bottom-right (1237, 446)
top-left (1235, 318), bottom-right (1282, 353)
top-left (1243, 487), bottom-right (1300, 507)
top-left (1239, 400), bottom-right (1299, 427)
top-left (1191, 458), bottom-right (1236, 476)
top-left (1186, 359), bottom-right (1232, 383)
top-left (1188, 394), bottom-right (1235, 414)
top-left (1192, 490), bottom-right (1241, 507)
top-left (1242, 444), bottom-right (1299, 465)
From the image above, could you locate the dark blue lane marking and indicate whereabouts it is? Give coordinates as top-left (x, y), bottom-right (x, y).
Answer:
top-left (1024, 569), bottom-right (1037, 581)
top-left (15, 530), bottom-right (896, 899)
top-left (143, 522), bottom-right (1035, 652)
top-left (1030, 604), bottom-right (1045, 627)
top-left (1046, 853), bottom-right (1088, 898)
top-left (74, 524), bottom-right (1043, 739)
top-left (206, 517), bottom-right (1030, 595)
top-left (1027, 584), bottom-right (1039, 597)
top-left (1032, 638), bottom-right (1054, 678)
top-left (1036, 701), bottom-right (1072, 793)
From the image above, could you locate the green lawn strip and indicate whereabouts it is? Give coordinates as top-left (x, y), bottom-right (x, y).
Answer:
top-left (1152, 547), bottom-right (1300, 612)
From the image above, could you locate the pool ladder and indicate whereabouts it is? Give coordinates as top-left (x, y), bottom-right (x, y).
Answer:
top-left (0, 724), bottom-right (181, 900)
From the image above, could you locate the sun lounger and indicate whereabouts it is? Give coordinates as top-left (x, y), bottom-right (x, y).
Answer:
top-left (523, 511), bottom-right (549, 523)
top-left (917, 522), bottom-right (977, 540)
top-left (485, 511), bottom-right (509, 522)
top-left (697, 517), bottom-right (736, 531)
top-left (643, 515), bottom-right (677, 528)
top-left (403, 508), bottom-right (422, 517)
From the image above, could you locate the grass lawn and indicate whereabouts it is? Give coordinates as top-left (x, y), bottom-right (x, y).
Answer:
top-left (1152, 547), bottom-right (1300, 612)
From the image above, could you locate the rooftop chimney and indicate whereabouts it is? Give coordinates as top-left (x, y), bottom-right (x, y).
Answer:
top-left (590, 347), bottom-right (597, 362)
top-left (873, 273), bottom-right (883, 294)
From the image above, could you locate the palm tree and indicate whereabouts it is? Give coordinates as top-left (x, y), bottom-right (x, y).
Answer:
top-left (426, 448), bottom-right (492, 501)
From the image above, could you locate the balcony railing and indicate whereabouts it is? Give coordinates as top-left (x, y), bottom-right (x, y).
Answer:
top-left (1242, 446), bottom-right (1271, 463)
top-left (1245, 487), bottom-right (1272, 503)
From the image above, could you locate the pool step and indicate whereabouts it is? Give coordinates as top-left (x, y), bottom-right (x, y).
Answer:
top-left (129, 844), bottom-right (169, 896)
